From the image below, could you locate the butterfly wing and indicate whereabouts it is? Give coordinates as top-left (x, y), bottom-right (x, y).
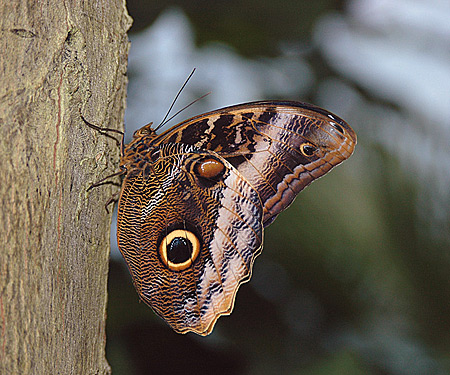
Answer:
top-left (117, 143), bottom-right (263, 335)
top-left (118, 100), bottom-right (356, 335)
top-left (155, 101), bottom-right (356, 226)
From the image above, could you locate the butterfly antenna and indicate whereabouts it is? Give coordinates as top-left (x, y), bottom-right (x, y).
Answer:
top-left (155, 68), bottom-right (196, 131)
top-left (155, 92), bottom-right (211, 131)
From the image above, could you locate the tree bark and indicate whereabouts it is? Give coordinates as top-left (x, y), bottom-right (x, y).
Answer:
top-left (0, 1), bottom-right (132, 374)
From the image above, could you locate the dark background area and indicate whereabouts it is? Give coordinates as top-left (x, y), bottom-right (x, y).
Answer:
top-left (106, 1), bottom-right (450, 374)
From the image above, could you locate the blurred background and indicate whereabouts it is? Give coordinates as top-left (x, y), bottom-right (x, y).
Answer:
top-left (106, 0), bottom-right (450, 374)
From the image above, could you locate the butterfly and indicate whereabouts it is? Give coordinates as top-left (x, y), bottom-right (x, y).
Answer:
top-left (110, 100), bottom-right (356, 335)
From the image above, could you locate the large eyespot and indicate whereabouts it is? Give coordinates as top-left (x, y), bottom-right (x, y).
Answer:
top-left (159, 229), bottom-right (200, 271)
top-left (300, 143), bottom-right (317, 157)
top-left (192, 157), bottom-right (225, 187)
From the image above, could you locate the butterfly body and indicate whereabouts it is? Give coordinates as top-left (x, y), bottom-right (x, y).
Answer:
top-left (116, 101), bottom-right (356, 335)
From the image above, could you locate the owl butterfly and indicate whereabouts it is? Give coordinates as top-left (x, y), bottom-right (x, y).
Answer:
top-left (114, 100), bottom-right (356, 335)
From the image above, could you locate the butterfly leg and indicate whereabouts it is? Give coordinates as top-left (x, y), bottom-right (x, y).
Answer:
top-left (104, 191), bottom-right (121, 214)
top-left (87, 170), bottom-right (124, 213)
top-left (87, 168), bottom-right (126, 191)
top-left (80, 109), bottom-right (125, 155)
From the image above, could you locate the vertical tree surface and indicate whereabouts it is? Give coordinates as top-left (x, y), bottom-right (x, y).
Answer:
top-left (0, 1), bottom-right (132, 373)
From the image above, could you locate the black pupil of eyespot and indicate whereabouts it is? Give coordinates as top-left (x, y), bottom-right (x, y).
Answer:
top-left (167, 237), bottom-right (192, 264)
top-left (303, 145), bottom-right (316, 156)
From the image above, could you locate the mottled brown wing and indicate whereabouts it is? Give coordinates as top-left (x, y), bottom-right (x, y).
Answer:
top-left (117, 143), bottom-right (263, 335)
top-left (154, 101), bottom-right (356, 226)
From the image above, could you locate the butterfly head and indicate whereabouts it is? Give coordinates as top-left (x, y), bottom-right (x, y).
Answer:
top-left (132, 122), bottom-right (157, 139)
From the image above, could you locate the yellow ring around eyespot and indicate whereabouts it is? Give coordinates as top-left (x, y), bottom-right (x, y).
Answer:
top-left (159, 229), bottom-right (200, 271)
top-left (300, 143), bottom-right (317, 157)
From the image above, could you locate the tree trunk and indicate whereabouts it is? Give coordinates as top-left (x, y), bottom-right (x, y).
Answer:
top-left (0, 1), bottom-right (132, 374)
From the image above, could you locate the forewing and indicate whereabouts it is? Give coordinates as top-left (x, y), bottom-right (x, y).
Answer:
top-left (156, 101), bottom-right (356, 226)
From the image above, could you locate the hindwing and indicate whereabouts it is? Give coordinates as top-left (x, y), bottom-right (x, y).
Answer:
top-left (117, 143), bottom-right (263, 335)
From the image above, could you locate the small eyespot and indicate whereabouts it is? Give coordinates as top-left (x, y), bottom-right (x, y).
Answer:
top-left (159, 229), bottom-right (200, 271)
top-left (193, 157), bottom-right (225, 187)
top-left (195, 158), bottom-right (225, 179)
top-left (300, 143), bottom-right (317, 157)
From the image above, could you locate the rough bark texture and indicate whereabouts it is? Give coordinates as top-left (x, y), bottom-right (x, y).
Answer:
top-left (0, 1), bottom-right (132, 374)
